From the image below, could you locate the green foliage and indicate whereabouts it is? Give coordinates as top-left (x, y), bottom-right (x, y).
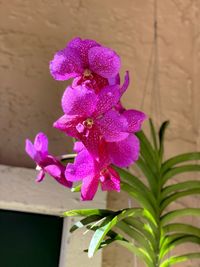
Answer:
top-left (63, 119), bottom-right (200, 266)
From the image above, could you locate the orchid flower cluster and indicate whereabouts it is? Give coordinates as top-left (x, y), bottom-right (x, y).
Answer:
top-left (25, 37), bottom-right (146, 200)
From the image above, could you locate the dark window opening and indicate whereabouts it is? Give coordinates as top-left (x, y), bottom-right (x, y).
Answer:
top-left (0, 209), bottom-right (63, 267)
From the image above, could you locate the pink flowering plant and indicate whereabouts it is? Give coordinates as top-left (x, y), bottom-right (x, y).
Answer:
top-left (26, 38), bottom-right (200, 267)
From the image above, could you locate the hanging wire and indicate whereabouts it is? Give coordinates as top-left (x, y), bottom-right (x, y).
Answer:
top-left (151, 0), bottom-right (162, 128)
top-left (140, 0), bottom-right (163, 127)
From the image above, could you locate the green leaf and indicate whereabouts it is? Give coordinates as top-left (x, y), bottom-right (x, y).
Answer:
top-left (63, 209), bottom-right (114, 217)
top-left (70, 215), bottom-right (104, 233)
top-left (88, 208), bottom-right (143, 258)
top-left (159, 120), bottom-right (169, 160)
top-left (149, 118), bottom-right (158, 151)
top-left (116, 220), bottom-right (155, 259)
top-left (136, 130), bottom-right (156, 162)
top-left (160, 234), bottom-right (200, 259)
top-left (161, 189), bottom-right (200, 211)
top-left (136, 131), bottom-right (158, 173)
top-left (163, 223), bottom-right (200, 238)
top-left (115, 167), bottom-right (157, 211)
top-left (136, 157), bottom-right (158, 194)
top-left (161, 180), bottom-right (200, 199)
top-left (160, 253), bottom-right (200, 267)
top-left (84, 237), bottom-right (123, 252)
top-left (161, 164), bottom-right (200, 185)
top-left (123, 217), bottom-right (156, 248)
top-left (161, 208), bottom-right (200, 225)
top-left (71, 184), bottom-right (81, 192)
top-left (162, 152), bottom-right (200, 173)
top-left (84, 229), bottom-right (126, 252)
top-left (121, 182), bottom-right (157, 220)
top-left (117, 240), bottom-right (154, 267)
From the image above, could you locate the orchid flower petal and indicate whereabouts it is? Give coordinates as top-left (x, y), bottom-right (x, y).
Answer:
top-left (34, 132), bottom-right (48, 156)
top-left (123, 109), bottom-right (147, 133)
top-left (107, 134), bottom-right (140, 167)
top-left (50, 47), bottom-right (83, 80)
top-left (68, 37), bottom-right (100, 68)
top-left (81, 175), bottom-right (99, 201)
top-left (97, 110), bottom-right (128, 142)
top-left (53, 114), bottom-right (81, 137)
top-left (62, 85), bottom-right (98, 117)
top-left (25, 139), bottom-right (37, 161)
top-left (120, 71), bottom-right (130, 95)
top-left (36, 170), bottom-right (45, 182)
top-left (88, 46), bottom-right (121, 78)
top-left (100, 167), bottom-right (120, 192)
top-left (94, 85), bottom-right (121, 116)
top-left (65, 149), bottom-right (95, 182)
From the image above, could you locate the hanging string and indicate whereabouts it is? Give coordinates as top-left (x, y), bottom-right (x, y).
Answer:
top-left (151, 0), bottom-right (162, 128)
top-left (140, 0), bottom-right (163, 127)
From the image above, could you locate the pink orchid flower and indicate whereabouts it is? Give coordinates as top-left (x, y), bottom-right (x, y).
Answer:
top-left (25, 132), bottom-right (72, 188)
top-left (50, 37), bottom-right (121, 92)
top-left (65, 142), bottom-right (120, 200)
top-left (53, 84), bottom-right (129, 158)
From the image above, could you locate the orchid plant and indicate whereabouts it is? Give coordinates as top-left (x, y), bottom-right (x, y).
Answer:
top-left (26, 38), bottom-right (200, 267)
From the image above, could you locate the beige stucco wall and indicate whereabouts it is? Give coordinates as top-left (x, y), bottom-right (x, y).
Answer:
top-left (1, 0), bottom-right (200, 266)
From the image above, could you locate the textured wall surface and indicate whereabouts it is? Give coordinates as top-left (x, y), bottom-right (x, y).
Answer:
top-left (0, 0), bottom-right (200, 266)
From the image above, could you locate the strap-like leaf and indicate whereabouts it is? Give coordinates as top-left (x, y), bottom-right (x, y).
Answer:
top-left (136, 130), bottom-right (157, 163)
top-left (120, 218), bottom-right (156, 250)
top-left (162, 152), bottom-right (200, 173)
top-left (121, 182), bottom-right (157, 220)
top-left (161, 208), bottom-right (200, 225)
top-left (116, 220), bottom-right (155, 261)
top-left (88, 208), bottom-right (142, 258)
top-left (161, 180), bottom-right (200, 199)
top-left (117, 240), bottom-right (154, 267)
top-left (161, 189), bottom-right (200, 212)
top-left (149, 118), bottom-right (158, 151)
top-left (161, 164), bottom-right (200, 185)
top-left (160, 253), bottom-right (200, 267)
top-left (136, 157), bottom-right (158, 194)
top-left (160, 234), bottom-right (200, 259)
top-left (163, 223), bottom-right (200, 238)
top-left (63, 208), bottom-right (114, 217)
top-left (84, 228), bottom-right (127, 252)
top-left (116, 167), bottom-right (157, 211)
top-left (159, 120), bottom-right (169, 160)
top-left (70, 215), bottom-right (104, 233)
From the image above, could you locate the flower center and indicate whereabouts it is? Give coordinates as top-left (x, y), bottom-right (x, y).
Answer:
top-left (83, 69), bottom-right (92, 77)
top-left (100, 168), bottom-right (107, 176)
top-left (83, 118), bottom-right (94, 129)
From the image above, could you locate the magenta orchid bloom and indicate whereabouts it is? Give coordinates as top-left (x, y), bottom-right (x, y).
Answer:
top-left (106, 134), bottom-right (140, 168)
top-left (26, 37), bottom-right (147, 201)
top-left (65, 134), bottom-right (140, 201)
top-left (53, 84), bottom-right (129, 158)
top-left (50, 37), bottom-right (121, 92)
top-left (65, 142), bottom-right (120, 200)
top-left (25, 132), bottom-right (72, 188)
